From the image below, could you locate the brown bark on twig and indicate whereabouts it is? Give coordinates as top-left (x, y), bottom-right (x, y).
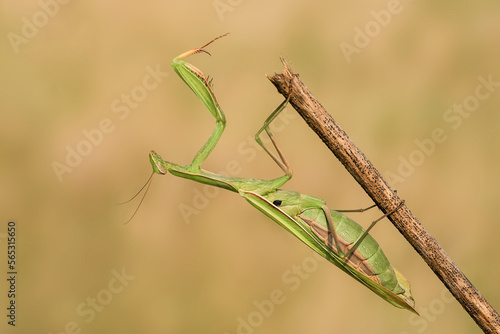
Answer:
top-left (268, 57), bottom-right (500, 333)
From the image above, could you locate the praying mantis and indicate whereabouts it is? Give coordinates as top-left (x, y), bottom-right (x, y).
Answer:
top-left (145, 34), bottom-right (416, 314)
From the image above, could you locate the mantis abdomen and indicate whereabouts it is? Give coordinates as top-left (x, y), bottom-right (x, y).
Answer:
top-left (300, 208), bottom-right (403, 294)
top-left (266, 189), bottom-right (406, 297)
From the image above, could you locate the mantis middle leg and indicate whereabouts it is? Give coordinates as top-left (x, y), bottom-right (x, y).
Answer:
top-left (254, 96), bottom-right (293, 177)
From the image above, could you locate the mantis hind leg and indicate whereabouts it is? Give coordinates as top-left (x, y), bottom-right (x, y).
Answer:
top-left (335, 204), bottom-right (377, 213)
top-left (344, 201), bottom-right (405, 260)
top-left (322, 205), bottom-right (345, 258)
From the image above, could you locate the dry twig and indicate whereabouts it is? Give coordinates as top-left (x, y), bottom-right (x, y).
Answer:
top-left (268, 58), bottom-right (500, 333)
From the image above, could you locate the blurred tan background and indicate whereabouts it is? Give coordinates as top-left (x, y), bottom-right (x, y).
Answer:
top-left (1, 1), bottom-right (499, 333)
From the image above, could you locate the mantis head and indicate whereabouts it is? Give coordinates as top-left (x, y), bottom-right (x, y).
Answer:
top-left (149, 151), bottom-right (166, 175)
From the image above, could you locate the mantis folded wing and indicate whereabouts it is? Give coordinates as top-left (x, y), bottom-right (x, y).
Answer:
top-left (147, 34), bottom-right (416, 314)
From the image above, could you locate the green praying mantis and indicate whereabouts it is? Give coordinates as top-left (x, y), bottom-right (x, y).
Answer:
top-left (141, 34), bottom-right (416, 314)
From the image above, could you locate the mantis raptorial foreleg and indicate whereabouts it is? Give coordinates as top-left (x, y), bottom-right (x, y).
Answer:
top-left (175, 34), bottom-right (229, 170)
